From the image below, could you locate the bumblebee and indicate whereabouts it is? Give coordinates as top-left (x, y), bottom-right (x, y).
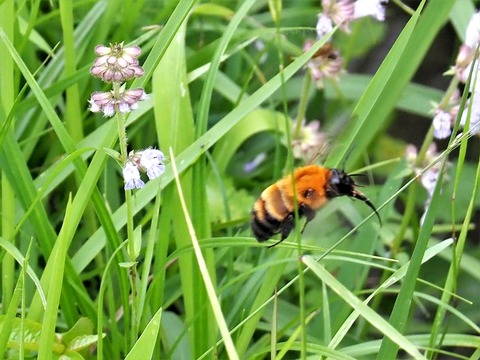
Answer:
top-left (250, 165), bottom-right (381, 247)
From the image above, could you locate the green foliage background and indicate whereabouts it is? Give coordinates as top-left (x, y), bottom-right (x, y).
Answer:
top-left (0, 0), bottom-right (479, 359)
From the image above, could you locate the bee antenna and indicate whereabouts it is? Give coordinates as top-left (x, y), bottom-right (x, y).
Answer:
top-left (342, 145), bottom-right (356, 171)
top-left (348, 173), bottom-right (367, 178)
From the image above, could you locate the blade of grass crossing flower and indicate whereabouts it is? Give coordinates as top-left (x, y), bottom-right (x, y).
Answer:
top-left (325, 0), bottom-right (455, 168)
top-left (449, 0), bottom-right (476, 40)
top-left (170, 149), bottom-right (239, 360)
top-left (301, 256), bottom-right (426, 359)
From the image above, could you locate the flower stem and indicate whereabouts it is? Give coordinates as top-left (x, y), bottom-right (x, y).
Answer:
top-left (294, 71), bottom-right (312, 139)
top-left (113, 81), bottom-right (139, 342)
top-left (114, 84), bottom-right (128, 163)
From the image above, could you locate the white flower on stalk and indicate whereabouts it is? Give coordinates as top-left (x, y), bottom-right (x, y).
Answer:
top-left (432, 110), bottom-right (453, 139)
top-left (316, 14), bottom-right (334, 39)
top-left (353, 0), bottom-right (388, 21)
top-left (465, 11), bottom-right (480, 50)
top-left (123, 162), bottom-right (145, 190)
top-left (139, 148), bottom-right (166, 180)
top-left (460, 91), bottom-right (480, 135)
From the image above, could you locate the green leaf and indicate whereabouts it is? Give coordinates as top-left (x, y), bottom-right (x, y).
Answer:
top-left (0, 316), bottom-right (64, 354)
top-left (301, 256), bottom-right (426, 360)
top-left (125, 307), bottom-right (163, 360)
top-left (60, 318), bottom-right (94, 347)
top-left (66, 335), bottom-right (101, 352)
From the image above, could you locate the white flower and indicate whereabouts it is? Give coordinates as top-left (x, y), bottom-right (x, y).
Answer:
top-left (432, 110), bottom-right (452, 139)
top-left (353, 0), bottom-right (388, 21)
top-left (316, 14), bottom-right (334, 39)
top-left (123, 162), bottom-right (145, 190)
top-left (139, 148), bottom-right (165, 180)
top-left (420, 168), bottom-right (439, 197)
top-left (292, 119), bottom-right (328, 161)
top-left (465, 11), bottom-right (480, 49)
top-left (461, 91), bottom-right (480, 135)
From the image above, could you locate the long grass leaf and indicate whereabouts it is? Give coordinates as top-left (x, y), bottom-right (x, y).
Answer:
top-left (302, 255), bottom-right (426, 359)
top-left (170, 149), bottom-right (239, 360)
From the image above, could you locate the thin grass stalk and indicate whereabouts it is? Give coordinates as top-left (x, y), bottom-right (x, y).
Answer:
top-left (193, 1), bottom-right (257, 353)
top-left (426, 134), bottom-right (480, 358)
top-left (170, 149), bottom-right (239, 360)
top-left (0, 0), bottom-right (16, 315)
top-left (376, 148), bottom-right (448, 358)
top-left (138, 187), bottom-right (162, 327)
top-left (97, 240), bottom-right (128, 360)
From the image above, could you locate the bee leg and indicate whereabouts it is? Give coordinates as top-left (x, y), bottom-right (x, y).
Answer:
top-left (268, 213), bottom-right (295, 248)
top-left (299, 204), bottom-right (316, 234)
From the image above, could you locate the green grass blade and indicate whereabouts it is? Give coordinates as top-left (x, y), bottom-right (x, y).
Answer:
top-left (328, 238), bottom-right (455, 350)
top-left (37, 195), bottom-right (74, 360)
top-left (125, 307), bottom-right (163, 360)
top-left (170, 150), bottom-right (239, 360)
top-left (325, 0), bottom-right (455, 167)
top-left (302, 255), bottom-right (426, 359)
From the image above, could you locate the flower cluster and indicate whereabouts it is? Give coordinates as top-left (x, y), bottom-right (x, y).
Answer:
top-left (434, 11), bottom-right (480, 139)
top-left (292, 119), bottom-right (328, 162)
top-left (123, 148), bottom-right (166, 190)
top-left (308, 0), bottom-right (388, 87)
top-left (89, 88), bottom-right (147, 117)
top-left (88, 42), bottom-right (166, 191)
top-left (90, 43), bottom-right (144, 82)
top-left (88, 43), bottom-right (147, 117)
top-left (304, 41), bottom-right (344, 86)
top-left (316, 0), bottom-right (388, 39)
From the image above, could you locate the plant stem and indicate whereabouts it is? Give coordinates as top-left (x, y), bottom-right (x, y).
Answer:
top-left (113, 81), bottom-right (139, 343)
top-left (294, 72), bottom-right (312, 139)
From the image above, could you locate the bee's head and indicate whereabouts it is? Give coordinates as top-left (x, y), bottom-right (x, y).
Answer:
top-left (327, 169), bottom-right (381, 224)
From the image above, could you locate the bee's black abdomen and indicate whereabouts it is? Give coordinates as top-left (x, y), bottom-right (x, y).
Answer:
top-left (250, 208), bottom-right (282, 242)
